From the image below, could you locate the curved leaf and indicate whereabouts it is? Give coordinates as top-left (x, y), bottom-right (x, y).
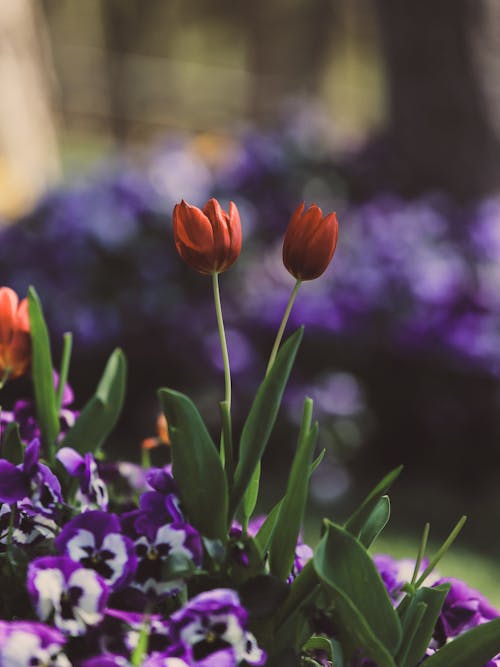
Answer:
top-left (159, 388), bottom-right (227, 539)
top-left (423, 617), bottom-right (500, 667)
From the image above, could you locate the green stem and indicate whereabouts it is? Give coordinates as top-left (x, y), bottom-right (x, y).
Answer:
top-left (266, 279), bottom-right (302, 376)
top-left (212, 272), bottom-right (233, 476)
top-left (415, 515), bottom-right (467, 588)
top-left (56, 332), bottom-right (73, 411)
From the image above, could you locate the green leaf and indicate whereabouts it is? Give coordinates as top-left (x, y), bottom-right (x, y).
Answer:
top-left (242, 461), bottom-right (261, 524)
top-left (131, 616), bottom-right (150, 667)
top-left (359, 495), bottom-right (391, 548)
top-left (398, 584), bottom-right (450, 667)
top-left (310, 448), bottom-right (326, 474)
top-left (230, 327), bottom-right (303, 516)
top-left (270, 399), bottom-right (318, 580)
top-left (28, 287), bottom-right (59, 458)
top-left (61, 349), bottom-right (126, 454)
top-left (313, 521), bottom-right (401, 666)
top-left (302, 636), bottom-right (333, 659)
top-left (423, 617), bottom-right (500, 667)
top-left (1, 423), bottom-right (24, 464)
top-left (254, 498), bottom-right (284, 555)
top-left (159, 388), bottom-right (228, 540)
top-left (344, 465), bottom-right (403, 537)
top-left (274, 560), bottom-right (319, 629)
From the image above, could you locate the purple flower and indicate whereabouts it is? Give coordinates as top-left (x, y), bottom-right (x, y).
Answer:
top-left (123, 520), bottom-right (202, 598)
top-left (432, 577), bottom-right (500, 643)
top-left (55, 510), bottom-right (137, 591)
top-left (0, 439), bottom-right (62, 514)
top-left (57, 447), bottom-right (108, 511)
top-left (0, 501), bottom-right (57, 546)
top-left (0, 621), bottom-right (69, 667)
top-left (27, 555), bottom-right (109, 636)
top-left (167, 588), bottom-right (266, 666)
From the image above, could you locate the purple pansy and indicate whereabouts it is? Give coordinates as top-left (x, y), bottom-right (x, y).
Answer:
top-left (166, 588), bottom-right (266, 666)
top-left (55, 510), bottom-right (137, 591)
top-left (432, 577), bottom-right (500, 643)
top-left (27, 555), bottom-right (109, 636)
top-left (0, 501), bottom-right (57, 546)
top-left (122, 519), bottom-right (202, 598)
top-left (0, 621), bottom-right (70, 667)
top-left (0, 439), bottom-right (62, 515)
top-left (57, 447), bottom-right (108, 511)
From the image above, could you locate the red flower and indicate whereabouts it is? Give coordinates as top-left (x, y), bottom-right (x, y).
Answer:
top-left (282, 202), bottom-right (339, 280)
top-left (0, 287), bottom-right (31, 380)
top-left (173, 198), bottom-right (242, 275)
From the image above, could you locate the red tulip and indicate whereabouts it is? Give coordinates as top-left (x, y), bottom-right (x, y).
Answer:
top-left (0, 287), bottom-right (31, 380)
top-left (173, 198), bottom-right (242, 275)
top-left (282, 202), bottom-right (339, 280)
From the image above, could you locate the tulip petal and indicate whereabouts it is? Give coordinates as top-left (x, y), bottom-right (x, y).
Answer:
top-left (0, 288), bottom-right (18, 345)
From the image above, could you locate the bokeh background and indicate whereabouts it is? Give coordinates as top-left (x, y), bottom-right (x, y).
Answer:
top-left (1, 0), bottom-right (500, 598)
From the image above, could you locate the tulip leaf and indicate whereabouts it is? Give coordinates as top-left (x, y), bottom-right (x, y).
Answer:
top-left (159, 388), bottom-right (228, 540)
top-left (254, 498), bottom-right (284, 555)
top-left (422, 616), bottom-right (500, 667)
top-left (1, 422), bottom-right (24, 465)
top-left (230, 327), bottom-right (303, 516)
top-left (270, 398), bottom-right (318, 580)
top-left (242, 461), bottom-right (260, 525)
top-left (344, 465), bottom-right (403, 538)
top-left (61, 348), bottom-right (126, 454)
top-left (359, 495), bottom-right (391, 548)
top-left (397, 584), bottom-right (450, 667)
top-left (28, 287), bottom-right (60, 460)
top-left (314, 521), bottom-right (401, 665)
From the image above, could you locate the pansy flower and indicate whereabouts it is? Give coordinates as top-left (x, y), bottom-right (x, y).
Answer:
top-left (55, 511), bottom-right (137, 591)
top-left (57, 447), bottom-right (108, 511)
top-left (0, 621), bottom-right (70, 667)
top-left (27, 555), bottom-right (109, 636)
top-left (0, 439), bottom-right (62, 515)
top-left (0, 502), bottom-right (57, 546)
top-left (166, 588), bottom-right (266, 666)
top-left (121, 516), bottom-right (202, 598)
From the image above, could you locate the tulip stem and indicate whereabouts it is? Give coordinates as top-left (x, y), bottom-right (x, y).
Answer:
top-left (56, 332), bottom-right (73, 411)
top-left (212, 272), bottom-right (233, 471)
top-left (0, 369), bottom-right (10, 391)
top-left (266, 279), bottom-right (302, 376)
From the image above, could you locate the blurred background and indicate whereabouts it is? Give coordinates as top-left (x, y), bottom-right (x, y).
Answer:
top-left (1, 0), bottom-right (500, 597)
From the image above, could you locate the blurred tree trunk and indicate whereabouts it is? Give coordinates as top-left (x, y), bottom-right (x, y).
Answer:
top-left (0, 0), bottom-right (60, 218)
top-left (346, 0), bottom-right (500, 201)
top-left (243, 0), bottom-right (337, 123)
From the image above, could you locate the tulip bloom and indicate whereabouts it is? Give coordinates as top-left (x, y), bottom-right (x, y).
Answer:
top-left (283, 203), bottom-right (339, 280)
top-left (172, 198), bottom-right (242, 275)
top-left (0, 287), bottom-right (31, 381)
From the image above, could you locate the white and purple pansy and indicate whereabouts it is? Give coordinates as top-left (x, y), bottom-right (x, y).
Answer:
top-left (83, 656), bottom-right (190, 667)
top-left (57, 447), bottom-right (108, 511)
top-left (121, 516), bottom-right (202, 598)
top-left (166, 588), bottom-right (266, 666)
top-left (0, 502), bottom-right (57, 546)
top-left (0, 439), bottom-right (62, 515)
top-left (27, 555), bottom-right (109, 636)
top-left (0, 620), bottom-right (70, 667)
top-left (55, 510), bottom-right (137, 591)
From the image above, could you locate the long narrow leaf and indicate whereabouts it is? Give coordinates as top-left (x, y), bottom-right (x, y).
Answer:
top-left (159, 388), bottom-right (228, 540)
top-left (423, 617), bottom-right (500, 667)
top-left (61, 349), bottom-right (126, 454)
top-left (314, 521), bottom-right (402, 663)
top-left (359, 496), bottom-right (391, 548)
top-left (254, 498), bottom-right (284, 555)
top-left (270, 399), bottom-right (317, 580)
top-left (230, 327), bottom-right (303, 516)
top-left (28, 287), bottom-right (59, 458)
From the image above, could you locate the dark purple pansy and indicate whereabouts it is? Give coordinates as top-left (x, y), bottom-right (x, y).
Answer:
top-left (167, 588), bottom-right (266, 666)
top-left (0, 439), bottom-right (62, 514)
top-left (0, 620), bottom-right (70, 667)
top-left (57, 447), bottom-right (108, 511)
top-left (83, 657), bottom-right (189, 667)
top-left (123, 520), bottom-right (202, 598)
top-left (27, 555), bottom-right (109, 636)
top-left (103, 608), bottom-right (170, 656)
top-left (55, 510), bottom-right (137, 591)
top-left (432, 577), bottom-right (500, 644)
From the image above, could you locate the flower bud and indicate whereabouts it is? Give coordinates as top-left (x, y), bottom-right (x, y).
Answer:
top-left (173, 198), bottom-right (242, 275)
top-left (0, 287), bottom-right (31, 380)
top-left (283, 202), bottom-right (339, 280)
